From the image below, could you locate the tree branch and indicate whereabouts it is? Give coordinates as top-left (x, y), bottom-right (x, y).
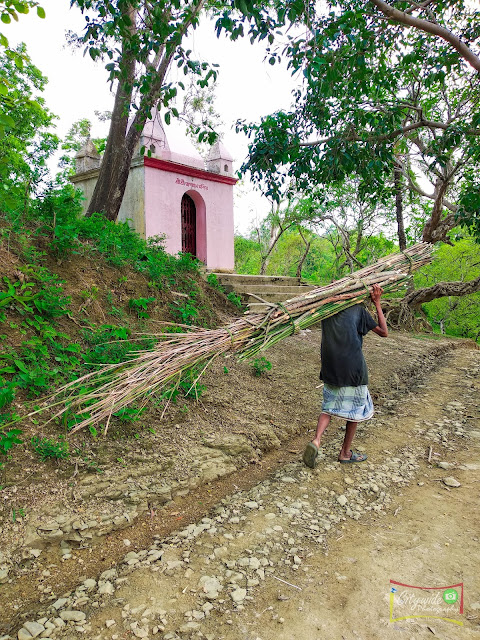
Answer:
top-left (323, 215), bottom-right (363, 271)
top-left (296, 226), bottom-right (312, 278)
top-left (401, 168), bottom-right (458, 214)
top-left (403, 1), bottom-right (437, 16)
top-left (128, 0), bottom-right (206, 146)
top-left (368, 0), bottom-right (480, 72)
top-left (404, 276), bottom-right (480, 306)
top-left (422, 176), bottom-right (450, 243)
top-left (298, 120), bottom-right (480, 149)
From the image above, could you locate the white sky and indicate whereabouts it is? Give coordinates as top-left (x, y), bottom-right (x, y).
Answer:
top-left (7, 1), bottom-right (298, 234)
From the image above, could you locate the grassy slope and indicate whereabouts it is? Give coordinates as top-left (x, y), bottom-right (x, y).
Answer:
top-left (0, 216), bottom-right (239, 481)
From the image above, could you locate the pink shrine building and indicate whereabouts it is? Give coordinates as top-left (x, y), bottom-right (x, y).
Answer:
top-left (71, 115), bottom-right (237, 271)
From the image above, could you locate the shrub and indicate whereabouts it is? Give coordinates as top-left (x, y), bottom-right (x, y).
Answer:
top-left (31, 436), bottom-right (69, 460)
top-left (128, 296), bottom-right (156, 319)
top-left (206, 273), bottom-right (221, 289)
top-left (179, 367), bottom-right (207, 399)
top-left (252, 356), bottom-right (272, 377)
top-left (0, 379), bottom-right (15, 410)
top-left (82, 324), bottom-right (154, 367)
top-left (0, 428), bottom-right (23, 456)
top-left (226, 291), bottom-right (243, 308)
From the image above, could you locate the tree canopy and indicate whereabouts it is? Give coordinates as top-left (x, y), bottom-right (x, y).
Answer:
top-left (0, 44), bottom-right (57, 214)
top-left (0, 0), bottom-right (45, 135)
top-left (238, 0), bottom-right (480, 242)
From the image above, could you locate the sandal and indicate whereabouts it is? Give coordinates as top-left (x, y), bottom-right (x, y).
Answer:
top-left (302, 442), bottom-right (319, 468)
top-left (339, 450), bottom-right (367, 463)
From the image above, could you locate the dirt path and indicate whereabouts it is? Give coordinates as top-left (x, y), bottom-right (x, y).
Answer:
top-left (245, 349), bottom-right (480, 640)
top-left (7, 342), bottom-right (479, 640)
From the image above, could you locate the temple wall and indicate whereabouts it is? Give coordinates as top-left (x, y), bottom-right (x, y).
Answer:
top-left (71, 158), bottom-right (146, 237)
top-left (144, 161), bottom-right (235, 271)
top-left (116, 159), bottom-right (146, 237)
top-left (71, 135), bottom-right (236, 271)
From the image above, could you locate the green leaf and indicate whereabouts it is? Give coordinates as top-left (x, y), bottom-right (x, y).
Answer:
top-left (0, 113), bottom-right (15, 128)
top-left (0, 366), bottom-right (16, 374)
top-left (0, 384), bottom-right (14, 409)
top-left (13, 359), bottom-right (28, 373)
top-left (64, 344), bottom-right (81, 353)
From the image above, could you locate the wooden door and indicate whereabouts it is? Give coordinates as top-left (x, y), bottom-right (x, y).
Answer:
top-left (181, 193), bottom-right (196, 256)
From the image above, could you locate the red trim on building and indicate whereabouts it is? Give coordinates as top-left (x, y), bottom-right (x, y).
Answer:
top-left (144, 156), bottom-right (238, 185)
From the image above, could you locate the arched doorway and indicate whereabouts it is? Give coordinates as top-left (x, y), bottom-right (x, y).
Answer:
top-left (181, 193), bottom-right (196, 256)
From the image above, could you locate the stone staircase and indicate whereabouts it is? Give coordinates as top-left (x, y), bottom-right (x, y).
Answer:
top-left (208, 273), bottom-right (317, 313)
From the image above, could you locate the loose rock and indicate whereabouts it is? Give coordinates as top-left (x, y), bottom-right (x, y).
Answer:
top-left (442, 477), bottom-right (461, 488)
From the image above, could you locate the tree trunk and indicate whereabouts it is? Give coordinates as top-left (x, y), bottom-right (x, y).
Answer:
top-left (260, 223), bottom-right (282, 275)
top-left (86, 24), bottom-right (137, 221)
top-left (403, 276), bottom-right (480, 307)
top-left (353, 217), bottom-right (364, 258)
top-left (394, 164), bottom-right (407, 250)
top-left (422, 177), bottom-right (450, 244)
top-left (259, 205), bottom-right (294, 274)
top-left (296, 227), bottom-right (311, 278)
top-left (83, 0), bottom-right (184, 222)
top-left (85, 91), bottom-right (138, 220)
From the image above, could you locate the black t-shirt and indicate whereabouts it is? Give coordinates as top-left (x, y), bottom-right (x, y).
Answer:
top-left (320, 304), bottom-right (378, 387)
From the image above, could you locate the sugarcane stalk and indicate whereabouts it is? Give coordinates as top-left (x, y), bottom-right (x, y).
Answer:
top-left (27, 243), bottom-right (433, 433)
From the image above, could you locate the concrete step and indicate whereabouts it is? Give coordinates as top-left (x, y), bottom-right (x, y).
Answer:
top-left (246, 302), bottom-right (275, 314)
top-left (205, 272), bottom-right (320, 314)
top-left (208, 273), bottom-right (302, 286)
top-left (240, 290), bottom-right (314, 304)
top-left (222, 283), bottom-right (316, 296)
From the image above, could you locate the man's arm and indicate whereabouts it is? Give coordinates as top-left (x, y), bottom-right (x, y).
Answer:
top-left (370, 283), bottom-right (388, 337)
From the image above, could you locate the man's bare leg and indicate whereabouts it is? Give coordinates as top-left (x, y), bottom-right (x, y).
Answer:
top-left (312, 412), bottom-right (331, 448)
top-left (339, 421), bottom-right (359, 460)
top-left (303, 412), bottom-right (331, 468)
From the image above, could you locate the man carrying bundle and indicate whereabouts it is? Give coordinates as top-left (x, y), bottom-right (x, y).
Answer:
top-left (303, 283), bottom-right (388, 467)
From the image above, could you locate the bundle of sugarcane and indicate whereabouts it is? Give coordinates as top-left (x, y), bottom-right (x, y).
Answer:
top-left (42, 243), bottom-right (432, 433)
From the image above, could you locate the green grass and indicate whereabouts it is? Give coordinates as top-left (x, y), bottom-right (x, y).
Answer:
top-left (0, 185), bottom-right (207, 458)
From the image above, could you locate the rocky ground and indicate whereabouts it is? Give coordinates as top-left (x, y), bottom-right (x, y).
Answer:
top-left (1, 329), bottom-right (479, 640)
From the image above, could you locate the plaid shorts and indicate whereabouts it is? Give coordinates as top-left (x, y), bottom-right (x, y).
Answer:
top-left (322, 383), bottom-right (374, 422)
